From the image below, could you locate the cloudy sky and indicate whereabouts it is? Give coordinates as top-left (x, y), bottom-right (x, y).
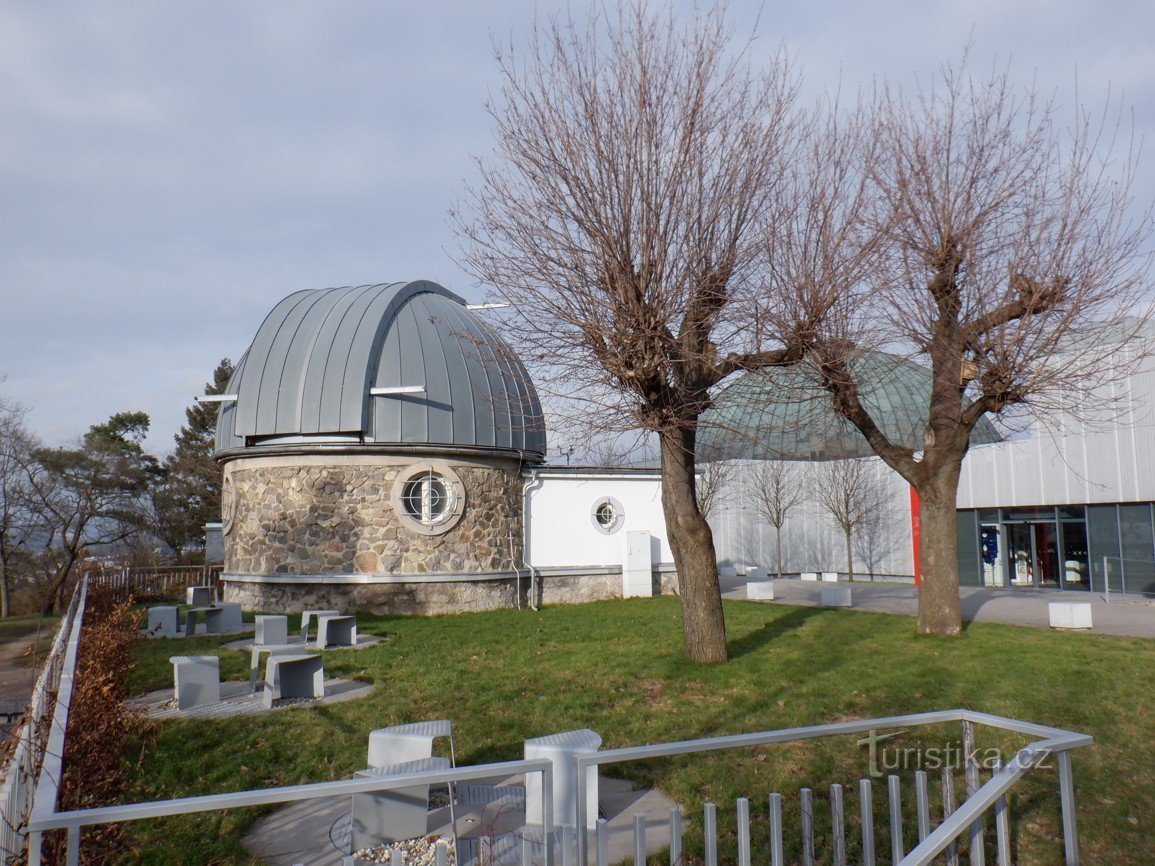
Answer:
top-left (3, 0), bottom-right (1154, 453)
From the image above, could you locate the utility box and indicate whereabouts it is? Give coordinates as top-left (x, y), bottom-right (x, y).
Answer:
top-left (622, 530), bottom-right (653, 597)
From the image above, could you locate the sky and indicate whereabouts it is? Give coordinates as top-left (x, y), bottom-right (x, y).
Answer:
top-left (3, 0), bottom-right (1154, 454)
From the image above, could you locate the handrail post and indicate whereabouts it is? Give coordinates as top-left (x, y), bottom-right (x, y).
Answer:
top-left (1058, 751), bottom-right (1080, 865)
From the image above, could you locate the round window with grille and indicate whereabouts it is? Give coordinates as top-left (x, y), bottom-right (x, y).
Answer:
top-left (392, 462), bottom-right (466, 535)
top-left (590, 496), bottom-right (625, 535)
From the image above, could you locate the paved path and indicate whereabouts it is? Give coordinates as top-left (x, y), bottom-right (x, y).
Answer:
top-left (722, 577), bottom-right (1155, 638)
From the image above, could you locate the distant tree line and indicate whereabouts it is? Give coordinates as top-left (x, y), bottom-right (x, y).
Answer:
top-left (0, 359), bottom-right (232, 616)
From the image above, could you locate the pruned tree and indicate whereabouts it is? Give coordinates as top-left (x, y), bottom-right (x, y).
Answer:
top-left (695, 460), bottom-right (736, 521)
top-left (153, 358), bottom-right (234, 557)
top-left (774, 60), bottom-right (1153, 634)
top-left (26, 412), bottom-right (159, 614)
top-left (811, 458), bottom-right (887, 583)
top-left (748, 460), bottom-right (804, 579)
top-left (455, 2), bottom-right (812, 661)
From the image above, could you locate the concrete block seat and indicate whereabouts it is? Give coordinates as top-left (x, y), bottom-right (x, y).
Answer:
top-left (822, 586), bottom-right (852, 608)
top-left (204, 603), bottom-right (243, 634)
top-left (801, 572), bottom-right (819, 582)
top-left (261, 653), bottom-right (324, 709)
top-left (300, 609), bottom-right (340, 642)
top-left (368, 719), bottom-right (456, 767)
top-left (525, 728), bottom-right (601, 830)
top-left (249, 644), bottom-right (302, 691)
top-left (182, 606), bottom-right (213, 636)
top-left (186, 585), bottom-right (216, 606)
top-left (821, 572), bottom-right (839, 583)
top-left (170, 655), bottom-right (220, 710)
top-left (147, 605), bottom-right (179, 637)
top-left (254, 614), bottom-right (289, 646)
top-left (746, 581), bottom-right (775, 601)
top-left (1049, 602), bottom-right (1093, 630)
top-left (351, 756), bottom-right (452, 850)
top-left (316, 614), bottom-right (356, 649)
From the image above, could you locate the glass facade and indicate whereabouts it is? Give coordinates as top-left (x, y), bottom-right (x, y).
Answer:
top-left (958, 503), bottom-right (1155, 594)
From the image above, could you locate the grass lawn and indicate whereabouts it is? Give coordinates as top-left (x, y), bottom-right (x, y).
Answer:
top-left (114, 598), bottom-right (1154, 864)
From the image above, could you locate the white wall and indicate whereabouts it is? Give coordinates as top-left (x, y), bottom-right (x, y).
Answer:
top-left (708, 459), bottom-right (915, 578)
top-left (525, 471), bottom-right (673, 569)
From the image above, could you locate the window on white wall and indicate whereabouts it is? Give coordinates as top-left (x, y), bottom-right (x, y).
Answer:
top-left (591, 496), bottom-right (625, 534)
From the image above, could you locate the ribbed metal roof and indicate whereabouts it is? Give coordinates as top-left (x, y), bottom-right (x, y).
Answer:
top-left (215, 281), bottom-right (546, 458)
top-left (697, 351), bottom-right (1002, 461)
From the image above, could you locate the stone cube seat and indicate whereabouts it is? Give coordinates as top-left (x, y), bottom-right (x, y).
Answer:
top-left (525, 728), bottom-right (601, 830)
top-left (170, 655), bottom-right (220, 710)
top-left (1049, 602), bottom-right (1093, 630)
top-left (746, 581), bottom-right (775, 600)
top-left (801, 572), bottom-right (819, 581)
top-left (316, 614), bottom-right (356, 649)
top-left (368, 719), bottom-right (455, 768)
top-left (821, 572), bottom-right (839, 582)
top-left (249, 644), bottom-right (301, 691)
top-left (822, 586), bottom-right (852, 608)
top-left (147, 605), bottom-right (179, 637)
top-left (351, 756), bottom-right (451, 850)
top-left (261, 653), bottom-right (324, 709)
top-left (254, 614), bottom-right (289, 646)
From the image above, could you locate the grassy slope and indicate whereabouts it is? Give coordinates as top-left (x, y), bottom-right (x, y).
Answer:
top-left (117, 599), bottom-right (1155, 864)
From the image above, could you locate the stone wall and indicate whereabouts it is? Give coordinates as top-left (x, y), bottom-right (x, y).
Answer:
top-left (222, 569), bottom-right (678, 615)
top-left (224, 457), bottom-right (522, 577)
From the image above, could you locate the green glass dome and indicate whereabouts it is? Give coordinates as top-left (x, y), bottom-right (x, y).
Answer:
top-left (698, 351), bottom-right (1002, 461)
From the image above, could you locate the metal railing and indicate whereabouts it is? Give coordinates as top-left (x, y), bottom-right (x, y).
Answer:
top-left (18, 706), bottom-right (1090, 865)
top-left (573, 709), bottom-right (1091, 866)
top-left (0, 578), bottom-right (88, 865)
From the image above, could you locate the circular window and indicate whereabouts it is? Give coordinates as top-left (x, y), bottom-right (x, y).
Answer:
top-left (590, 496), bottom-right (625, 535)
top-left (392, 462), bottom-right (466, 535)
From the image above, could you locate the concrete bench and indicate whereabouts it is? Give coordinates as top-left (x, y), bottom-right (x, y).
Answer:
top-left (368, 719), bottom-right (456, 768)
top-left (204, 603), bottom-right (243, 634)
top-left (254, 614), bottom-right (289, 646)
top-left (170, 655), bottom-right (220, 710)
top-left (249, 644), bottom-right (301, 692)
top-left (261, 653), bottom-right (324, 708)
top-left (801, 572), bottom-right (819, 582)
top-left (1049, 602), bottom-right (1093, 630)
top-left (183, 606), bottom-right (214, 636)
top-left (822, 586), bottom-right (852, 608)
top-left (316, 614), bottom-right (356, 649)
top-left (186, 585), bottom-right (216, 606)
top-left (746, 581), bottom-right (775, 601)
top-left (525, 728), bottom-right (601, 829)
top-left (147, 605), bottom-right (179, 637)
top-left (821, 572), bottom-right (840, 582)
top-left (300, 609), bottom-right (340, 642)
top-left (351, 756), bottom-right (451, 850)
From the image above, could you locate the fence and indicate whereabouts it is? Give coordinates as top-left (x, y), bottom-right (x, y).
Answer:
top-left (0, 578), bottom-right (88, 865)
top-left (19, 704), bottom-right (1089, 866)
top-left (89, 564), bottom-right (223, 603)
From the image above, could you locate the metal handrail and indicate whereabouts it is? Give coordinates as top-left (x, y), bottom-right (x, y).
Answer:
top-left (571, 708), bottom-right (1092, 865)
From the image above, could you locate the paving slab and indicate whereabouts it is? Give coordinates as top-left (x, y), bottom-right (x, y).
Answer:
top-left (723, 577), bottom-right (1155, 638)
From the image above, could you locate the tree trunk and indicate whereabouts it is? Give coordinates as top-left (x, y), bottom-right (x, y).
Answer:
top-left (915, 464), bottom-right (964, 636)
top-left (0, 558), bottom-right (9, 618)
top-left (845, 526), bottom-right (854, 583)
top-left (659, 429), bottom-right (728, 663)
top-left (775, 524), bottom-right (783, 579)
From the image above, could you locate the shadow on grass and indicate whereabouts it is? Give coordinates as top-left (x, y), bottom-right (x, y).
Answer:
top-left (727, 606), bottom-right (825, 660)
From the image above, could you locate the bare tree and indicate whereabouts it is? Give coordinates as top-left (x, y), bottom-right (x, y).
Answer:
top-left (811, 459), bottom-right (887, 583)
top-left (748, 460), bottom-right (804, 579)
top-left (774, 60), bottom-right (1153, 634)
top-left (0, 394), bottom-right (43, 617)
top-left (455, 3), bottom-right (811, 661)
top-left (695, 460), bottom-right (736, 521)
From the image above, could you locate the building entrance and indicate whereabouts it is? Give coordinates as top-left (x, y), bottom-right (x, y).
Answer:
top-left (1004, 522), bottom-right (1060, 588)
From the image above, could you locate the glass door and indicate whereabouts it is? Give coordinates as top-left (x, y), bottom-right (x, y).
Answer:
top-left (1006, 522), bottom-right (1034, 586)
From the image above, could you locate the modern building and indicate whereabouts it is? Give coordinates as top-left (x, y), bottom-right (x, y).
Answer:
top-left (703, 330), bottom-right (1155, 596)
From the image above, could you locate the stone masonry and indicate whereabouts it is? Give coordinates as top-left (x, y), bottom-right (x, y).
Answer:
top-left (224, 459), bottom-right (522, 577)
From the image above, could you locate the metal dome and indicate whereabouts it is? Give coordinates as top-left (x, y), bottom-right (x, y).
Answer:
top-left (215, 281), bottom-right (546, 459)
top-left (697, 351), bottom-right (1002, 461)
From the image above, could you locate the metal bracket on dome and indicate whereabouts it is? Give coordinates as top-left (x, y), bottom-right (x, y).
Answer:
top-left (369, 386), bottom-right (426, 396)
top-left (195, 394), bottom-right (238, 403)
top-left (466, 302), bottom-right (510, 310)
